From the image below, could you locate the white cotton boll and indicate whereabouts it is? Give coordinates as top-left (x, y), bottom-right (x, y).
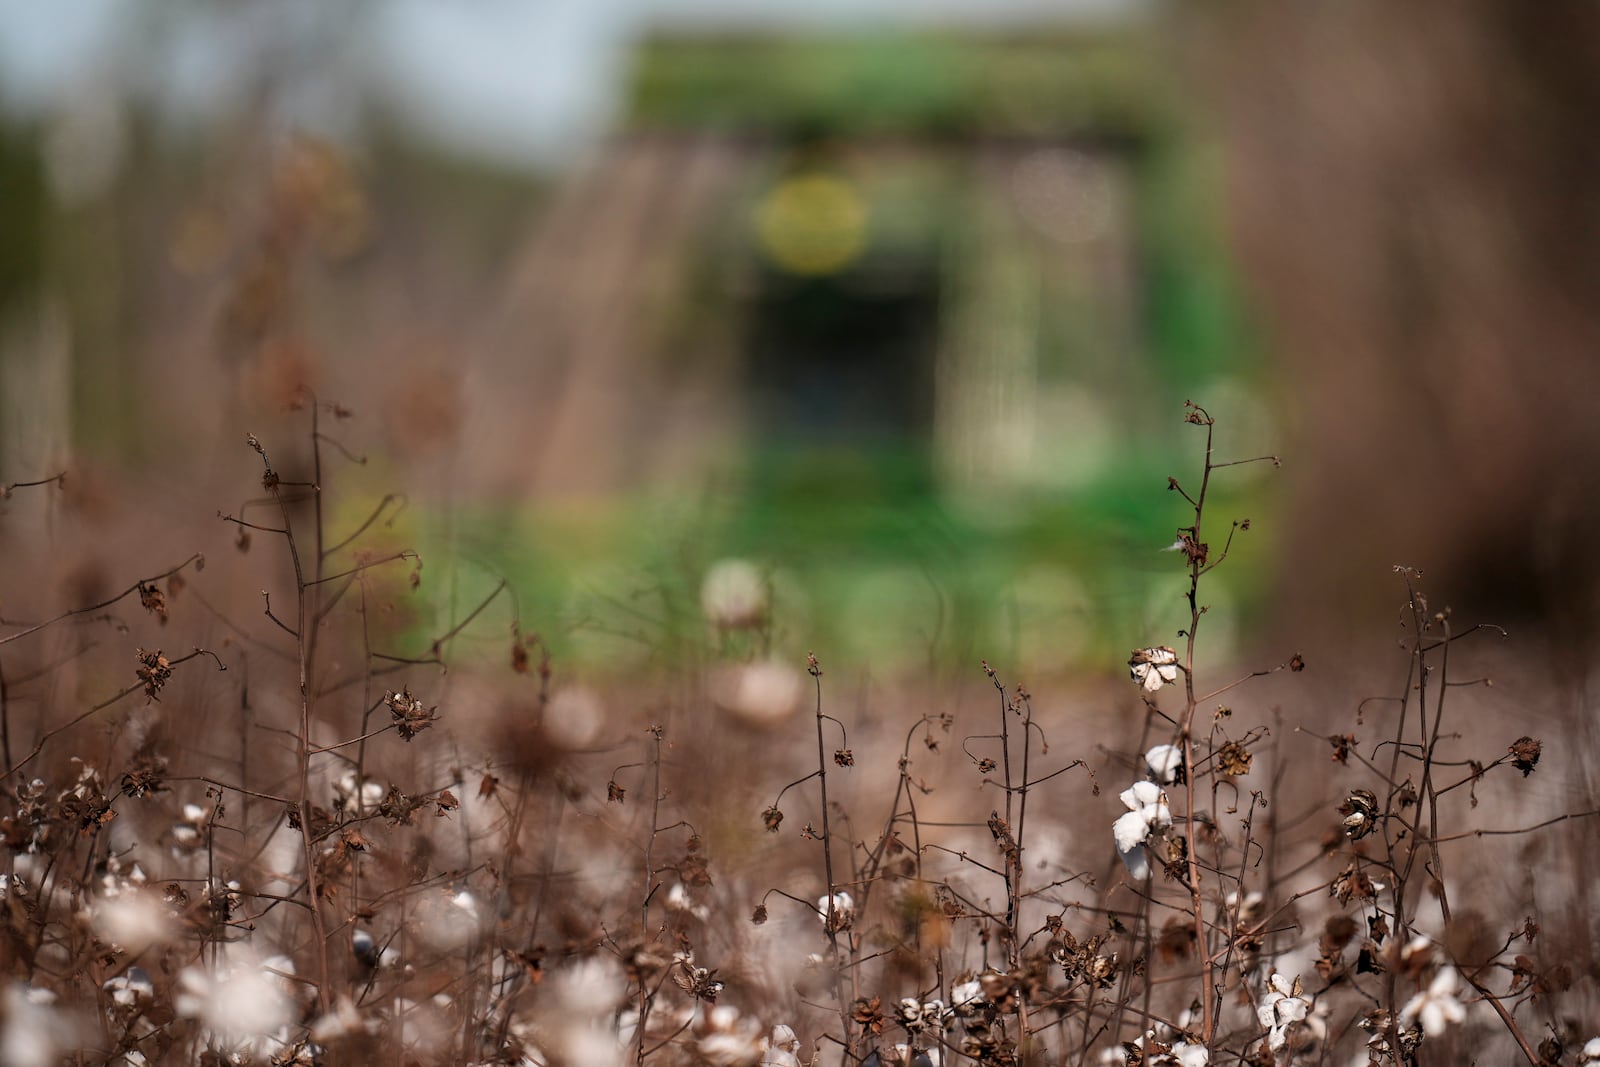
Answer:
top-left (1114, 779), bottom-right (1170, 880)
top-left (1116, 839), bottom-right (1150, 880)
top-left (308, 998), bottom-right (368, 1036)
top-left (553, 957), bottom-right (627, 1018)
top-left (762, 1024), bottom-right (801, 1067)
top-left (334, 771), bottom-right (360, 800)
top-left (701, 559), bottom-right (767, 629)
top-left (1113, 810), bottom-right (1152, 855)
top-left (699, 1031), bottom-right (762, 1066)
top-left (1128, 647), bottom-right (1180, 692)
top-left (334, 772), bottom-right (388, 814)
top-left (762, 1046), bottom-right (801, 1067)
top-left (665, 883), bottom-right (710, 921)
top-left (176, 948), bottom-right (297, 1048)
top-left (104, 967), bottom-right (155, 1009)
top-left (260, 821), bottom-right (304, 895)
top-left (714, 660), bottom-right (804, 726)
top-left (704, 1005), bottom-right (739, 1032)
top-left (817, 890), bottom-right (855, 930)
top-left (951, 979), bottom-right (982, 1013)
top-left (1144, 745), bottom-right (1183, 785)
top-left (697, 1006), bottom-right (766, 1066)
top-left (310, 995), bottom-right (368, 1043)
top-left (562, 1027), bottom-right (624, 1067)
top-left (99, 862), bottom-right (147, 892)
top-left (1227, 890), bottom-right (1265, 921)
top-left (1258, 973), bottom-right (1310, 1050)
top-left (0, 985), bottom-right (70, 1067)
top-left (1400, 968), bottom-right (1466, 1036)
top-left (545, 687), bottom-right (606, 749)
top-left (93, 889), bottom-right (173, 954)
top-left (1120, 780), bottom-right (1162, 811)
top-left (1117, 780), bottom-right (1172, 833)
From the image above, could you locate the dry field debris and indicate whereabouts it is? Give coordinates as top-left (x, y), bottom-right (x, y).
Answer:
top-left (0, 401), bottom-right (1595, 1066)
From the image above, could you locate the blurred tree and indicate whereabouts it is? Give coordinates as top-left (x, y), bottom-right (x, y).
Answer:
top-left (1193, 2), bottom-right (1600, 647)
top-left (0, 124), bottom-right (44, 310)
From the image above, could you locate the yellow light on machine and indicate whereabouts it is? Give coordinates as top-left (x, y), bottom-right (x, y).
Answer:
top-left (753, 173), bottom-right (868, 276)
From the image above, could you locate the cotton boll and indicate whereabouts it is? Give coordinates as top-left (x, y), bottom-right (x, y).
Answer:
top-left (1113, 810), bottom-right (1151, 856)
top-left (816, 891), bottom-right (855, 932)
top-left (712, 659), bottom-right (803, 726)
top-left (1128, 647), bottom-right (1179, 692)
top-left (1113, 780), bottom-right (1171, 880)
top-left (1144, 744), bottom-right (1183, 785)
top-left (552, 957), bottom-right (627, 1017)
top-left (92, 888), bottom-right (173, 954)
top-left (334, 770), bottom-right (386, 814)
top-left (310, 995), bottom-right (369, 1043)
top-left (103, 967), bottom-right (155, 1011)
top-left (175, 947), bottom-right (298, 1051)
top-left (762, 1024), bottom-right (801, 1067)
top-left (545, 687), bottom-right (607, 749)
top-left (0, 985), bottom-right (72, 1067)
top-left (413, 888), bottom-right (484, 953)
top-left (1400, 968), bottom-right (1466, 1036)
top-left (702, 560), bottom-right (767, 629)
top-left (1114, 815), bottom-right (1152, 880)
top-left (561, 1026), bottom-right (624, 1067)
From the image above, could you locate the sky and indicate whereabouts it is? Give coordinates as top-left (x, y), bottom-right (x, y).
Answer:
top-left (0, 0), bottom-right (1145, 170)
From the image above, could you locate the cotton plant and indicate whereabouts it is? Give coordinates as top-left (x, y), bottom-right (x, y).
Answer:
top-left (333, 769), bottom-right (386, 815)
top-left (817, 890), bottom-right (855, 933)
top-left (1256, 972), bottom-right (1311, 1051)
top-left (761, 1024), bottom-right (801, 1067)
top-left (950, 976), bottom-right (984, 1016)
top-left (0, 984), bottom-right (73, 1067)
top-left (175, 945), bottom-right (302, 1060)
top-left (1145, 743), bottom-right (1184, 785)
top-left (169, 802), bottom-right (209, 852)
top-left (666, 881), bottom-right (711, 921)
top-left (1166, 1042), bottom-right (1209, 1067)
top-left (696, 1004), bottom-right (768, 1066)
top-left (888, 997), bottom-right (950, 1065)
top-left (90, 880), bottom-right (173, 956)
top-left (1400, 967), bottom-right (1467, 1036)
top-left (1113, 780), bottom-right (1171, 879)
top-left (1102, 1029), bottom-right (1209, 1067)
top-left (1120, 653), bottom-right (1181, 880)
top-left (1128, 646), bottom-right (1180, 693)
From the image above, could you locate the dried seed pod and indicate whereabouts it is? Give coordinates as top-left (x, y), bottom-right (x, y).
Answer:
top-left (1341, 789), bottom-right (1380, 840)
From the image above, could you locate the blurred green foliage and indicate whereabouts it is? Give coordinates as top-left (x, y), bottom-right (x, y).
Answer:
top-left (628, 32), bottom-right (1163, 141)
